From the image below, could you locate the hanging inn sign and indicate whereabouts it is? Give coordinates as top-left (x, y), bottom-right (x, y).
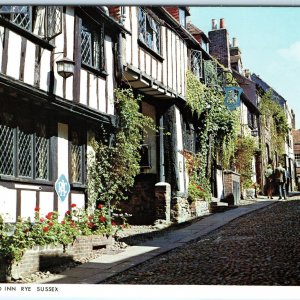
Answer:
top-left (217, 69), bottom-right (243, 110)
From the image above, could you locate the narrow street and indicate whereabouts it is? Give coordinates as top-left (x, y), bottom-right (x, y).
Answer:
top-left (103, 198), bottom-right (300, 285)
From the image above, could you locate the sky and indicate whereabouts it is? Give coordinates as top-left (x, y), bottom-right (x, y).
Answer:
top-left (190, 7), bottom-right (300, 128)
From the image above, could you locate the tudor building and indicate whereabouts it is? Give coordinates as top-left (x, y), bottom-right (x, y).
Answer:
top-left (0, 6), bottom-right (124, 222)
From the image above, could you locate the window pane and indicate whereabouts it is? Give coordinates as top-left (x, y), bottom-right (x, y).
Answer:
top-left (138, 8), bottom-right (146, 42)
top-left (11, 6), bottom-right (31, 31)
top-left (0, 124), bottom-right (14, 176)
top-left (35, 124), bottom-right (49, 180)
top-left (81, 26), bottom-right (92, 66)
top-left (18, 129), bottom-right (32, 177)
top-left (71, 132), bottom-right (83, 183)
top-left (46, 6), bottom-right (62, 40)
top-left (191, 50), bottom-right (202, 79)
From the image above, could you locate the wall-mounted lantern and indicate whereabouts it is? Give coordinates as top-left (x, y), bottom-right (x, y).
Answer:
top-left (56, 57), bottom-right (75, 79)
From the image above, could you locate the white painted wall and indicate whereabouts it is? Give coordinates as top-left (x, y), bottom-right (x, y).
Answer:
top-left (23, 40), bottom-right (35, 86)
top-left (98, 78), bottom-right (106, 113)
top-left (175, 106), bottom-right (185, 193)
top-left (0, 186), bottom-right (17, 222)
top-left (20, 190), bottom-right (36, 221)
top-left (71, 193), bottom-right (85, 209)
top-left (39, 192), bottom-right (54, 218)
top-left (39, 49), bottom-right (51, 92)
top-left (57, 123), bottom-right (69, 219)
top-left (80, 70), bottom-right (88, 105)
top-left (89, 74), bottom-right (98, 110)
top-left (7, 31), bottom-right (21, 79)
top-left (217, 169), bottom-right (224, 199)
top-left (0, 26), bottom-right (4, 69)
top-left (105, 35), bottom-right (115, 115)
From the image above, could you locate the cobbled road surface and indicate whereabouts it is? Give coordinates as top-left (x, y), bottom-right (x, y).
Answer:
top-left (103, 199), bottom-right (300, 285)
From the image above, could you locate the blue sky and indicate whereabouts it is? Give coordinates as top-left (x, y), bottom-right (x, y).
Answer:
top-left (190, 7), bottom-right (300, 128)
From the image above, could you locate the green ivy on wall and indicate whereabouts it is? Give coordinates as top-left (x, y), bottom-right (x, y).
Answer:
top-left (185, 70), bottom-right (240, 201)
top-left (259, 89), bottom-right (289, 160)
top-left (87, 88), bottom-right (155, 210)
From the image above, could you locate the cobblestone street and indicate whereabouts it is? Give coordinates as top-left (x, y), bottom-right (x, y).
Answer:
top-left (103, 199), bottom-right (300, 285)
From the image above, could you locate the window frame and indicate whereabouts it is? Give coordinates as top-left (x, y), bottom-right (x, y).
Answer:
top-left (80, 18), bottom-right (105, 74)
top-left (190, 49), bottom-right (203, 80)
top-left (0, 5), bottom-right (62, 41)
top-left (69, 127), bottom-right (86, 187)
top-left (0, 114), bottom-right (52, 184)
top-left (138, 7), bottom-right (161, 57)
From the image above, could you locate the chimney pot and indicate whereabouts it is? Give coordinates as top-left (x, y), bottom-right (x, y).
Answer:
top-left (220, 18), bottom-right (225, 29)
top-left (212, 19), bottom-right (217, 30)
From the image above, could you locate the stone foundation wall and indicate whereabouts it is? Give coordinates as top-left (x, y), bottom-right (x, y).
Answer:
top-left (171, 197), bottom-right (209, 223)
top-left (0, 235), bottom-right (112, 282)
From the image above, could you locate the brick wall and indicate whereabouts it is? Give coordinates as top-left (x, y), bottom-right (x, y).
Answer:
top-left (208, 29), bottom-right (230, 68)
top-left (118, 174), bottom-right (157, 225)
top-left (224, 171), bottom-right (241, 205)
top-left (0, 235), bottom-right (112, 282)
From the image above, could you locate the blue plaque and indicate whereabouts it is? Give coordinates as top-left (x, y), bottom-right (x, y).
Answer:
top-left (224, 86), bottom-right (243, 110)
top-left (55, 174), bottom-right (70, 202)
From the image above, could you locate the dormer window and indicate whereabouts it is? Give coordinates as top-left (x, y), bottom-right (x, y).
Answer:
top-left (179, 8), bottom-right (186, 28)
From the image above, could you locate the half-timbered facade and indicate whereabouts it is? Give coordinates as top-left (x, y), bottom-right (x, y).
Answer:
top-left (0, 6), bottom-right (123, 222)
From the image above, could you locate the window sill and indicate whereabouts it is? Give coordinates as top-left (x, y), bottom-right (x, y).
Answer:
top-left (81, 63), bottom-right (108, 78)
top-left (138, 39), bottom-right (164, 62)
top-left (0, 17), bottom-right (55, 51)
top-left (0, 175), bottom-right (53, 186)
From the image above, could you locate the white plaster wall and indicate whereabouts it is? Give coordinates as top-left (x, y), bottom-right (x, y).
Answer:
top-left (89, 74), bottom-right (98, 110)
top-left (39, 192), bottom-right (54, 218)
top-left (171, 32), bottom-right (176, 91)
top-left (124, 7), bottom-right (131, 65)
top-left (131, 7), bottom-right (138, 67)
top-left (7, 31), bottom-right (21, 79)
top-left (0, 186), bottom-right (17, 222)
top-left (23, 40), bottom-right (35, 86)
top-left (161, 27), bottom-right (167, 86)
top-left (217, 169), bottom-right (224, 199)
top-left (139, 48), bottom-right (145, 72)
top-left (175, 106), bottom-right (185, 193)
top-left (105, 35), bottom-right (115, 115)
top-left (80, 70), bottom-right (88, 105)
top-left (167, 30), bottom-right (172, 88)
top-left (71, 193), bottom-right (85, 209)
top-left (141, 102), bottom-right (157, 174)
top-left (98, 77), bottom-right (106, 113)
top-left (151, 58), bottom-right (157, 80)
top-left (57, 123), bottom-right (69, 219)
top-left (145, 53), bottom-right (151, 75)
top-left (52, 31), bottom-right (64, 97)
top-left (39, 49), bottom-right (51, 92)
top-left (157, 61), bottom-right (162, 82)
top-left (0, 26), bottom-right (4, 69)
top-left (20, 190), bottom-right (36, 221)
top-left (61, 8), bottom-right (75, 101)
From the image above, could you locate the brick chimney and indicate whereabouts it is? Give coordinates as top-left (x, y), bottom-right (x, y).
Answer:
top-left (208, 18), bottom-right (231, 68)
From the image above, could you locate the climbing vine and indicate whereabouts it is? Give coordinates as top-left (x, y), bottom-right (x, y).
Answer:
top-left (185, 70), bottom-right (240, 201)
top-left (259, 89), bottom-right (289, 159)
top-left (234, 135), bottom-right (258, 189)
top-left (87, 88), bottom-right (155, 211)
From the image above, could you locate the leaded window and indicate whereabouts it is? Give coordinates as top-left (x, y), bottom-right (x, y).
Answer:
top-left (138, 8), bottom-right (160, 54)
top-left (204, 60), bottom-right (218, 87)
top-left (71, 131), bottom-right (84, 184)
top-left (183, 123), bottom-right (195, 153)
top-left (81, 21), bottom-right (104, 71)
top-left (191, 50), bottom-right (203, 80)
top-left (0, 5), bottom-right (62, 40)
top-left (0, 114), bottom-right (50, 181)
